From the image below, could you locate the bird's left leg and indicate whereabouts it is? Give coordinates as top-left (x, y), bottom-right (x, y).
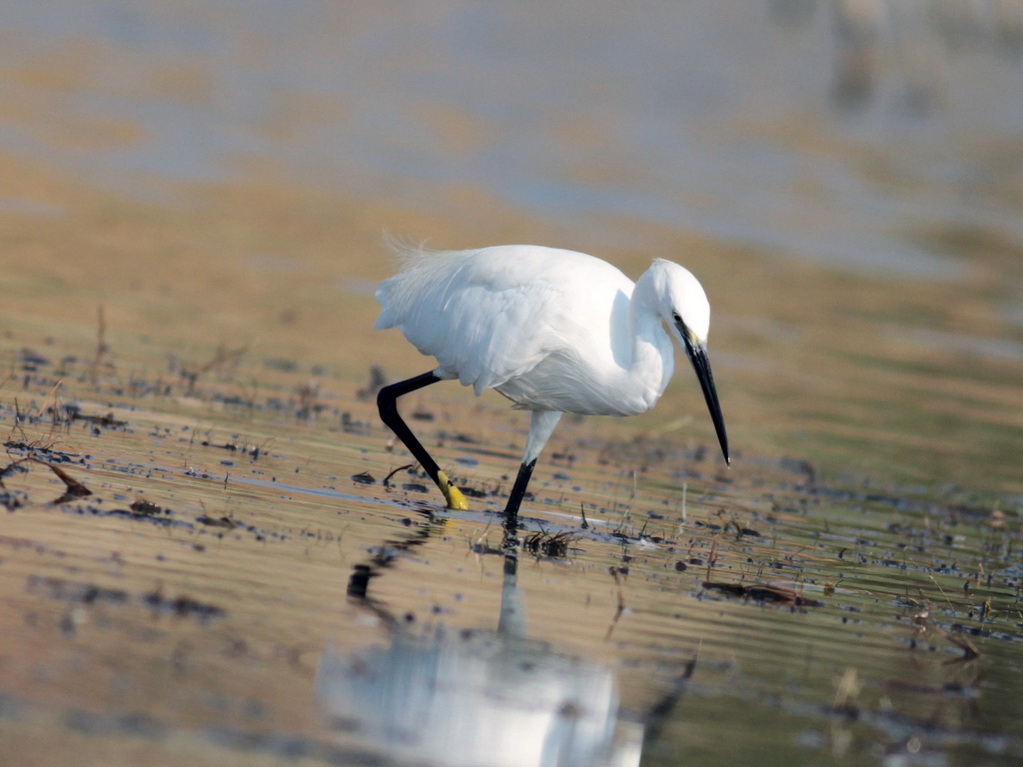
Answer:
top-left (377, 371), bottom-right (468, 510)
top-left (501, 411), bottom-right (562, 596)
top-left (503, 410), bottom-right (563, 530)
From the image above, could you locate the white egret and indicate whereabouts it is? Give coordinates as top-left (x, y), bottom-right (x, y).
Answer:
top-left (375, 244), bottom-right (729, 519)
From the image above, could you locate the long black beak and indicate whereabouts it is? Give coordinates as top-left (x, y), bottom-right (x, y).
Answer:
top-left (681, 331), bottom-right (730, 465)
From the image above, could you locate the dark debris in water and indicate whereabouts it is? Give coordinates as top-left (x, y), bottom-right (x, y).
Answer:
top-left (204, 724), bottom-right (384, 764)
top-left (18, 347), bottom-right (51, 371)
top-left (63, 708), bottom-right (168, 739)
top-left (28, 575), bottom-right (130, 606)
top-left (339, 411), bottom-right (372, 434)
top-left (142, 588), bottom-right (226, 623)
top-left (196, 514), bottom-right (237, 530)
top-left (0, 460), bottom-right (30, 482)
top-left (355, 363), bottom-right (387, 401)
top-left (0, 444), bottom-right (95, 504)
top-left (3, 441), bottom-right (85, 465)
top-left (200, 439), bottom-right (264, 460)
top-left (62, 406), bottom-right (128, 429)
top-left (702, 581), bottom-right (825, 608)
top-left (59, 496), bottom-right (278, 542)
top-left (524, 529), bottom-right (577, 559)
top-left (26, 575), bottom-right (224, 623)
top-left (65, 503), bottom-right (193, 529)
top-left (128, 499), bottom-right (163, 516)
top-left (0, 489), bottom-right (27, 511)
top-left (437, 430), bottom-right (479, 444)
top-left (470, 541), bottom-right (503, 556)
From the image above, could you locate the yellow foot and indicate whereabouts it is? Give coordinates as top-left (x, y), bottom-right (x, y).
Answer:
top-left (437, 470), bottom-right (469, 510)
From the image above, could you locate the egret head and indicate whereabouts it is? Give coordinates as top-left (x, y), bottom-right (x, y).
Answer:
top-left (650, 259), bottom-right (729, 465)
top-left (652, 259), bottom-right (711, 344)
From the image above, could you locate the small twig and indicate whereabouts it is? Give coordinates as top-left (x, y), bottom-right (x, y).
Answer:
top-left (182, 345), bottom-right (248, 395)
top-left (910, 604), bottom-right (981, 662)
top-left (0, 456), bottom-right (30, 487)
top-left (927, 576), bottom-right (956, 611)
top-left (197, 345), bottom-right (248, 377)
top-left (90, 305), bottom-right (108, 385)
top-left (605, 568), bottom-right (627, 640)
top-left (382, 463), bottom-right (413, 487)
top-left (36, 380), bottom-right (63, 420)
top-left (706, 540), bottom-right (718, 582)
top-left (10, 399), bottom-right (29, 442)
top-left (28, 456), bottom-right (92, 497)
top-left (930, 624), bottom-right (981, 662)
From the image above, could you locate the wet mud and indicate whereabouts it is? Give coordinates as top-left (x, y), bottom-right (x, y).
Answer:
top-left (0, 323), bottom-right (1020, 766)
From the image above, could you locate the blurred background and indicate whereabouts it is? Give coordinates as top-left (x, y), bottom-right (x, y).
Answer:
top-left (1, 0), bottom-right (1021, 489)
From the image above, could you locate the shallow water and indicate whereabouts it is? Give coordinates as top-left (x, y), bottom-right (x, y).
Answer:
top-left (0, 345), bottom-right (1020, 766)
top-left (0, 2), bottom-right (1022, 766)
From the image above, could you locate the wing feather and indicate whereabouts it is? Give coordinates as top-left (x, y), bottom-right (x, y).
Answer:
top-left (376, 246), bottom-right (565, 393)
top-left (376, 244), bottom-right (635, 398)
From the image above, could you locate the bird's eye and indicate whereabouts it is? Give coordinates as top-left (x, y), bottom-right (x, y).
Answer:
top-left (672, 312), bottom-right (682, 323)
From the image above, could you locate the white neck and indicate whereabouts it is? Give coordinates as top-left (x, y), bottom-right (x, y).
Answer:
top-left (621, 269), bottom-right (675, 413)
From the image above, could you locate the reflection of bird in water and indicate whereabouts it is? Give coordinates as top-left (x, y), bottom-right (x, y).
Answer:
top-left (316, 626), bottom-right (644, 767)
top-left (375, 244), bottom-right (729, 519)
top-left (320, 504), bottom-right (647, 767)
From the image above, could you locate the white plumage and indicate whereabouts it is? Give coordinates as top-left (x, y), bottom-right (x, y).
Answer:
top-left (374, 243), bottom-right (728, 515)
top-left (376, 244), bottom-right (709, 416)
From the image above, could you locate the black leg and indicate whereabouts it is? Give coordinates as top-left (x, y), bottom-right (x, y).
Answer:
top-left (377, 372), bottom-right (468, 509)
top-left (498, 458), bottom-right (535, 625)
top-left (502, 458), bottom-right (536, 535)
top-left (500, 412), bottom-right (558, 603)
